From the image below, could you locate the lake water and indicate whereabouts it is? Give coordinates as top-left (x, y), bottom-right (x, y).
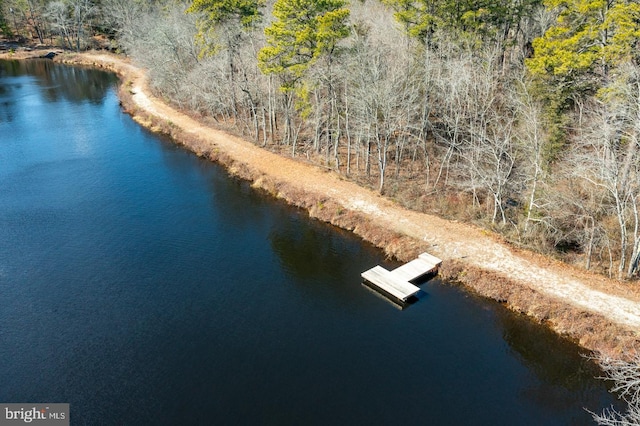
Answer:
top-left (0, 59), bottom-right (622, 425)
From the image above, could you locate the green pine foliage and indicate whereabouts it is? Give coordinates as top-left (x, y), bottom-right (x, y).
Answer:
top-left (258, 0), bottom-right (350, 88)
top-left (381, 0), bottom-right (542, 44)
top-left (527, 0), bottom-right (640, 86)
top-left (526, 0), bottom-right (640, 162)
top-left (186, 0), bottom-right (265, 27)
top-left (0, 8), bottom-right (8, 36)
top-left (187, 0), bottom-right (265, 58)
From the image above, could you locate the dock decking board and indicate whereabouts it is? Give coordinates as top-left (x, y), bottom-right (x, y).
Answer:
top-left (418, 252), bottom-right (443, 267)
top-left (361, 266), bottom-right (421, 301)
top-left (361, 252), bottom-right (442, 303)
top-left (391, 258), bottom-right (437, 282)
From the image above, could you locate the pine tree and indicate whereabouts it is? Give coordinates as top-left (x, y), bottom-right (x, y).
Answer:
top-left (527, 0), bottom-right (640, 85)
top-left (525, 0), bottom-right (640, 162)
top-left (0, 1), bottom-right (8, 36)
top-left (257, 0), bottom-right (350, 148)
top-left (187, 0), bottom-right (266, 119)
top-left (258, 0), bottom-right (350, 88)
top-left (381, 0), bottom-right (542, 44)
top-left (186, 0), bottom-right (265, 28)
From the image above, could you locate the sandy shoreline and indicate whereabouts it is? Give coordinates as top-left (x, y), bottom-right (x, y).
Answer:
top-left (5, 49), bottom-right (640, 358)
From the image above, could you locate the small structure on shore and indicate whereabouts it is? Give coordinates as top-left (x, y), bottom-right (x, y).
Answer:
top-left (361, 252), bottom-right (442, 305)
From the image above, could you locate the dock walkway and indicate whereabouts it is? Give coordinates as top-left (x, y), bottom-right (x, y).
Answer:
top-left (361, 253), bottom-right (442, 303)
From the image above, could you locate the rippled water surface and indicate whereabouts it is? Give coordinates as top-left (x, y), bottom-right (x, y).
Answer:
top-left (0, 59), bottom-right (622, 425)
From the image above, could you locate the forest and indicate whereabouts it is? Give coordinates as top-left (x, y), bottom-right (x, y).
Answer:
top-left (2, 0), bottom-right (640, 280)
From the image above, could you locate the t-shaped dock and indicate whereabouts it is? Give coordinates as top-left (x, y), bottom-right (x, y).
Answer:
top-left (361, 253), bottom-right (442, 303)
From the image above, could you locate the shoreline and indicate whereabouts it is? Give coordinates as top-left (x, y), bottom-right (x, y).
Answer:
top-left (5, 50), bottom-right (640, 358)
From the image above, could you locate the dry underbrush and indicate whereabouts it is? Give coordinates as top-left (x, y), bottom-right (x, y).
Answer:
top-left (440, 260), bottom-right (640, 358)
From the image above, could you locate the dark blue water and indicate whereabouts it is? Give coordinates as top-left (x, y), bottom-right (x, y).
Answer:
top-left (0, 59), bottom-right (621, 425)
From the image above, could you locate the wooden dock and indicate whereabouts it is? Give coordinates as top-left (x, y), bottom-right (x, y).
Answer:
top-left (361, 253), bottom-right (442, 303)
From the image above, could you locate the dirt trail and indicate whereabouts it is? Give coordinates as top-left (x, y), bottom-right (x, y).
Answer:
top-left (13, 51), bottom-right (640, 352)
top-left (122, 55), bottom-right (640, 330)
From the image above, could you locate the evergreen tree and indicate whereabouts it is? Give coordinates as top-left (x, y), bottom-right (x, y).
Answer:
top-left (258, 0), bottom-right (350, 88)
top-left (381, 0), bottom-right (542, 44)
top-left (0, 1), bottom-right (8, 36)
top-left (187, 0), bottom-right (266, 118)
top-left (527, 0), bottom-right (640, 87)
top-left (258, 0), bottom-right (350, 147)
top-left (186, 0), bottom-right (264, 28)
top-left (525, 0), bottom-right (640, 162)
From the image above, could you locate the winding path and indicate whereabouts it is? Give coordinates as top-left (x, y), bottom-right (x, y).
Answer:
top-left (68, 52), bottom-right (640, 335)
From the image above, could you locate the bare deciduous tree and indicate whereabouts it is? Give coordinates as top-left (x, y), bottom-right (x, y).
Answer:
top-left (591, 354), bottom-right (640, 425)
